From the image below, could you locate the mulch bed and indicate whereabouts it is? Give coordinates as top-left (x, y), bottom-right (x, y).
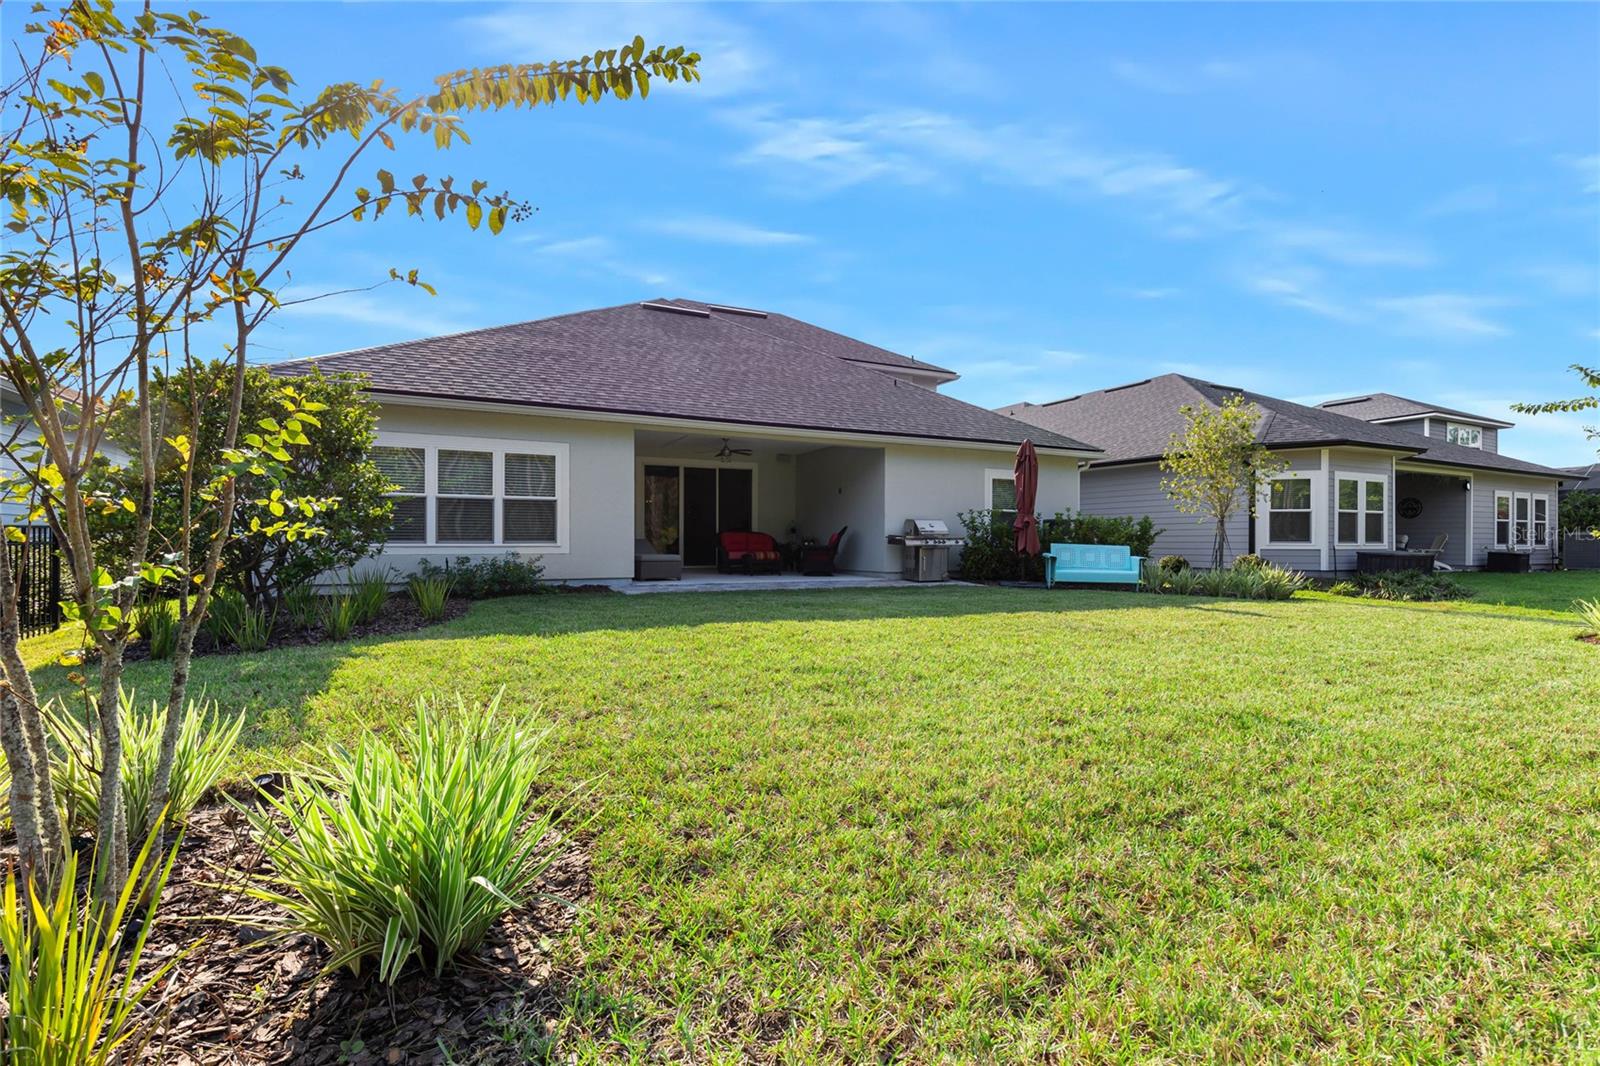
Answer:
top-left (137, 802), bottom-right (593, 1065)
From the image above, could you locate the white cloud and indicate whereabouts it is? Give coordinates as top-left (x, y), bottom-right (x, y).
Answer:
top-left (1111, 58), bottom-right (1251, 94)
top-left (1122, 287), bottom-right (1179, 300)
top-left (526, 235), bottom-right (674, 288)
top-left (1420, 184), bottom-right (1499, 218)
top-left (1568, 154), bottom-right (1600, 195)
top-left (1267, 225), bottom-right (1431, 268)
top-left (643, 214), bottom-right (813, 247)
top-left (1520, 261), bottom-right (1598, 298)
top-left (723, 107), bottom-right (1246, 229)
top-left (456, 3), bottom-right (768, 98)
top-left (1246, 271), bottom-right (1357, 321)
top-left (1371, 294), bottom-right (1508, 339)
top-left (277, 290), bottom-right (478, 340)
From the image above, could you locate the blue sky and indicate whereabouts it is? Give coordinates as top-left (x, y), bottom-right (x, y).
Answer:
top-left (8, 2), bottom-right (1597, 464)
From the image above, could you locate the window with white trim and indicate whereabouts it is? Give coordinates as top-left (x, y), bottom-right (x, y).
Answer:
top-left (374, 445), bottom-right (426, 543)
top-left (1336, 473), bottom-right (1386, 545)
top-left (373, 435), bottom-right (567, 549)
top-left (1532, 494), bottom-right (1549, 547)
top-left (1445, 423), bottom-right (1481, 448)
top-left (1513, 493), bottom-right (1530, 547)
top-left (1266, 475), bottom-right (1314, 544)
top-left (986, 468), bottom-right (1016, 515)
top-left (437, 448), bottom-right (494, 543)
top-left (1493, 492), bottom-right (1511, 548)
top-left (503, 452), bottom-right (558, 542)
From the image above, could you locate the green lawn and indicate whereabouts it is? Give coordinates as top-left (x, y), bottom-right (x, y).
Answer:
top-left (1452, 569), bottom-right (1600, 615)
top-left (21, 587), bottom-right (1600, 1062)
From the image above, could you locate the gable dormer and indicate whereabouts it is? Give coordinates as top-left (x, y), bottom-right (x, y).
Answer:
top-left (1316, 393), bottom-right (1513, 454)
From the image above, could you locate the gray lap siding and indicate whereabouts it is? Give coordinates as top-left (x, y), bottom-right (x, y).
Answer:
top-left (1078, 462), bottom-right (1247, 567)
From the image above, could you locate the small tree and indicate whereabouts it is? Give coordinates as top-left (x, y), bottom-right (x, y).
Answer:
top-left (91, 365), bottom-right (393, 607)
top-left (1514, 363), bottom-right (1599, 537)
top-left (0, 0), bottom-right (701, 895)
top-left (1160, 396), bottom-right (1287, 569)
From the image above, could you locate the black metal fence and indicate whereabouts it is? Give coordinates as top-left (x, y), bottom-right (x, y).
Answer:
top-left (6, 525), bottom-right (63, 638)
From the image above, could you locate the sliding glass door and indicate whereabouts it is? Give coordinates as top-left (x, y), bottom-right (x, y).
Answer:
top-left (642, 463), bottom-right (755, 566)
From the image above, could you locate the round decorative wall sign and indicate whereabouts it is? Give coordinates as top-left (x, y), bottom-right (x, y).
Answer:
top-left (1399, 497), bottom-right (1423, 519)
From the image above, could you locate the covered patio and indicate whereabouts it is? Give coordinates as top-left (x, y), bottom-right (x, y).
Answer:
top-left (633, 427), bottom-right (889, 578)
top-left (1393, 467), bottom-right (1472, 569)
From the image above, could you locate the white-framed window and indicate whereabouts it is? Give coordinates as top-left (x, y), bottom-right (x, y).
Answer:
top-left (985, 468), bottom-right (1017, 515)
top-left (1263, 472), bottom-right (1318, 545)
top-left (1532, 494), bottom-right (1549, 547)
top-left (373, 433), bottom-right (569, 552)
top-left (1513, 492), bottom-right (1530, 547)
top-left (1445, 423), bottom-right (1482, 449)
top-left (1493, 491), bottom-right (1512, 548)
top-left (1336, 472), bottom-right (1387, 546)
top-left (436, 448), bottom-right (494, 543)
top-left (504, 452), bottom-right (558, 543)
top-left (373, 445), bottom-right (426, 543)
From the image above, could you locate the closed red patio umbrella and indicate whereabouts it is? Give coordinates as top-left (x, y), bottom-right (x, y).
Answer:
top-left (1013, 439), bottom-right (1040, 557)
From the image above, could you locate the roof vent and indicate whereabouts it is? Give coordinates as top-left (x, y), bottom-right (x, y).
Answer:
top-left (707, 303), bottom-right (768, 318)
top-left (640, 301), bottom-right (710, 318)
top-left (1321, 396), bottom-right (1370, 407)
top-left (1104, 379), bottom-right (1151, 394)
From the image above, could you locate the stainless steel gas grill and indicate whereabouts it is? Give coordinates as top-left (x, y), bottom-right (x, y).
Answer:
top-left (886, 518), bottom-right (966, 582)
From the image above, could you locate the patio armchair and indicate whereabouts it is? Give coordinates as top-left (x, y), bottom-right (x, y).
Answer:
top-left (800, 527), bottom-right (848, 576)
top-left (1415, 533), bottom-right (1453, 571)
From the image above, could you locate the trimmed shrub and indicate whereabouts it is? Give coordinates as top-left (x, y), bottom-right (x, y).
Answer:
top-left (956, 510), bottom-right (1163, 582)
top-left (1327, 571), bottom-right (1473, 602)
top-left (1232, 553), bottom-right (1266, 572)
top-left (417, 553), bottom-right (547, 599)
top-left (48, 691), bottom-right (244, 845)
top-left (238, 694), bottom-right (573, 983)
top-left (1141, 560), bottom-right (1308, 601)
top-left (1560, 490), bottom-right (1600, 538)
top-left (1157, 555), bottom-right (1190, 573)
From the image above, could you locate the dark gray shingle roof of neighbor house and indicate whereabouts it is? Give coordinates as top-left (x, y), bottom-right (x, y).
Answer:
top-left (1563, 463), bottom-right (1599, 491)
top-left (998, 374), bottom-right (1571, 479)
top-left (270, 300), bottom-right (1095, 452)
top-left (1315, 392), bottom-right (1513, 427)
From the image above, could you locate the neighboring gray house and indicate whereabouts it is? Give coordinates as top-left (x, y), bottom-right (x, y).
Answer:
top-left (1000, 376), bottom-right (1573, 574)
top-left (271, 299), bottom-right (1101, 582)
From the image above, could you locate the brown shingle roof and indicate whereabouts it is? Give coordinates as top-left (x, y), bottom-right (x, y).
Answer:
top-left (1000, 374), bottom-right (1570, 479)
top-left (270, 301), bottom-right (1095, 452)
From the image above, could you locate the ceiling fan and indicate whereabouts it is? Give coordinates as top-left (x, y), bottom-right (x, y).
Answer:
top-left (712, 437), bottom-right (753, 463)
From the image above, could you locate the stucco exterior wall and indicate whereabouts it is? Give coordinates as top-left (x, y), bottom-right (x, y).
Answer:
top-left (796, 446), bottom-right (890, 573)
top-left (366, 403), bottom-right (636, 582)
top-left (883, 444), bottom-right (1079, 574)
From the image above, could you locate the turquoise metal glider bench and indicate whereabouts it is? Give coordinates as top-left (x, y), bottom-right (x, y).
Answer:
top-left (1043, 543), bottom-right (1144, 589)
